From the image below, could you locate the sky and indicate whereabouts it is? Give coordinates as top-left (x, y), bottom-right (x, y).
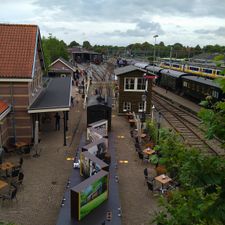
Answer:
top-left (0, 0), bottom-right (225, 47)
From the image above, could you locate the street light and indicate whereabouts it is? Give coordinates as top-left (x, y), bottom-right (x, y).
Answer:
top-left (151, 105), bottom-right (155, 122)
top-left (153, 35), bottom-right (159, 65)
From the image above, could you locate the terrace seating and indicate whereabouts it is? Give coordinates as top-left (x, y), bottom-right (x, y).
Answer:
top-left (146, 180), bottom-right (159, 194)
top-left (0, 185), bottom-right (18, 202)
top-left (11, 167), bottom-right (20, 178)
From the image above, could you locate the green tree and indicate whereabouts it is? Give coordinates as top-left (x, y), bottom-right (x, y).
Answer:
top-left (68, 40), bottom-right (80, 47)
top-left (82, 41), bottom-right (92, 50)
top-left (42, 35), bottom-right (69, 68)
top-left (198, 78), bottom-right (225, 141)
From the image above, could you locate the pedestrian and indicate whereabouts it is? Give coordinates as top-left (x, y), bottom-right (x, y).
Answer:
top-left (54, 112), bottom-right (60, 130)
top-left (71, 96), bottom-right (74, 107)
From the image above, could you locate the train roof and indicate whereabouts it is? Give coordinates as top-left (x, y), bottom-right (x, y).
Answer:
top-left (146, 65), bottom-right (163, 73)
top-left (182, 76), bottom-right (221, 88)
top-left (160, 69), bottom-right (188, 78)
top-left (134, 62), bottom-right (149, 69)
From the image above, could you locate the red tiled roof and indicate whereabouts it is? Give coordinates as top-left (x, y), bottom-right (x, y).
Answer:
top-left (0, 100), bottom-right (9, 114)
top-left (0, 24), bottom-right (38, 78)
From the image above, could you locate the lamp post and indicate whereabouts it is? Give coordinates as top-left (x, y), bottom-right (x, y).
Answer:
top-left (153, 35), bottom-right (159, 65)
top-left (151, 105), bottom-right (155, 122)
top-left (157, 111), bottom-right (161, 144)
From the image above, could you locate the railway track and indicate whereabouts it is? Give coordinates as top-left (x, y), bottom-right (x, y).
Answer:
top-left (88, 63), bottom-right (114, 97)
top-left (152, 93), bottom-right (224, 156)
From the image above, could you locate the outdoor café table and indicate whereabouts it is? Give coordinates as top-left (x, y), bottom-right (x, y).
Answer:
top-left (14, 141), bottom-right (29, 154)
top-left (155, 174), bottom-right (172, 194)
top-left (0, 179), bottom-right (8, 190)
top-left (143, 148), bottom-right (155, 156)
top-left (0, 162), bottom-right (15, 177)
top-left (0, 162), bottom-right (14, 171)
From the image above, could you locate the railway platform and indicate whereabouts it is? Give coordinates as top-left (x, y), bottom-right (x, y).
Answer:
top-left (153, 86), bottom-right (201, 114)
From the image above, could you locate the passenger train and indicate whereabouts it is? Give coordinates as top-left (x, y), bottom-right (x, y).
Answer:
top-left (132, 62), bottom-right (224, 103)
top-left (159, 61), bottom-right (224, 79)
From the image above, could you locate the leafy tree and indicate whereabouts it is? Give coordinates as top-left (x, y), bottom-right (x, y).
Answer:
top-left (42, 35), bottom-right (69, 68)
top-left (213, 54), bottom-right (225, 61)
top-left (198, 78), bottom-right (225, 141)
top-left (68, 40), bottom-right (80, 47)
top-left (82, 41), bottom-right (92, 50)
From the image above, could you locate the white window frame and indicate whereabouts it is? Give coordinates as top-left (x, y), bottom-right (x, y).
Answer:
top-left (124, 78), bottom-right (135, 90)
top-left (124, 77), bottom-right (147, 92)
top-left (123, 102), bottom-right (131, 112)
top-left (137, 78), bottom-right (146, 90)
top-left (138, 102), bottom-right (146, 112)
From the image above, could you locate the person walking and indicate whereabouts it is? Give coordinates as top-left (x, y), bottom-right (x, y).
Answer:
top-left (54, 112), bottom-right (60, 130)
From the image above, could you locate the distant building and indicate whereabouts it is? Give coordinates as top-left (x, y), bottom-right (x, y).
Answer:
top-left (114, 65), bottom-right (153, 115)
top-left (48, 57), bottom-right (77, 77)
top-left (68, 47), bottom-right (102, 64)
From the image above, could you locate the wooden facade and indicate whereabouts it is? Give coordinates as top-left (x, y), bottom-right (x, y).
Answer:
top-left (116, 67), bottom-right (152, 115)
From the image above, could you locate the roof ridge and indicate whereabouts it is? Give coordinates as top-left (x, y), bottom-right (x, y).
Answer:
top-left (0, 23), bottom-right (38, 28)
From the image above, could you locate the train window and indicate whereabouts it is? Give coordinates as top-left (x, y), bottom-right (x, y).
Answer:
top-left (196, 85), bottom-right (200, 92)
top-left (123, 102), bottom-right (131, 112)
top-left (172, 64), bottom-right (180, 68)
top-left (212, 90), bottom-right (219, 98)
top-left (137, 78), bottom-right (146, 90)
top-left (183, 81), bottom-right (188, 87)
top-left (124, 78), bottom-right (135, 90)
top-left (189, 66), bottom-right (200, 71)
top-left (202, 68), bottom-right (213, 74)
top-left (216, 70), bottom-right (222, 75)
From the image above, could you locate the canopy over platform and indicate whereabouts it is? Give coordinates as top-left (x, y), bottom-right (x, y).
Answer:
top-left (28, 77), bottom-right (72, 113)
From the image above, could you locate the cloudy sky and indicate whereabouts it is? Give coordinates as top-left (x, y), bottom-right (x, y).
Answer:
top-left (1, 0), bottom-right (225, 47)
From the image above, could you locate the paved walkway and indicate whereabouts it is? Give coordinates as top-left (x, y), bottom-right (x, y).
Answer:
top-left (112, 113), bottom-right (159, 225)
top-left (0, 85), bottom-right (86, 225)
top-left (0, 84), bottom-right (161, 225)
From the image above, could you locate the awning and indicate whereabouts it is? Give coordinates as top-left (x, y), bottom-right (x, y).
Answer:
top-left (0, 101), bottom-right (11, 120)
top-left (143, 75), bottom-right (157, 79)
top-left (28, 77), bottom-right (72, 113)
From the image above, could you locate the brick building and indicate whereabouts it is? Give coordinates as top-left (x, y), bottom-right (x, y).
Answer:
top-left (0, 24), bottom-right (45, 145)
top-left (48, 57), bottom-right (77, 77)
top-left (114, 65), bottom-right (152, 116)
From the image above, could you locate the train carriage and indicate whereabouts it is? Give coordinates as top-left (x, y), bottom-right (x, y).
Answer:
top-left (181, 76), bottom-right (223, 103)
top-left (159, 69), bottom-right (189, 92)
top-left (146, 65), bottom-right (163, 85)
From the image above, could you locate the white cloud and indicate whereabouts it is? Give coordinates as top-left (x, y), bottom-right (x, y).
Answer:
top-left (0, 0), bottom-right (225, 46)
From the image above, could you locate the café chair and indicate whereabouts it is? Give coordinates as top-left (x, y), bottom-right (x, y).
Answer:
top-left (11, 167), bottom-right (20, 178)
top-left (146, 180), bottom-right (160, 194)
top-left (0, 185), bottom-right (18, 203)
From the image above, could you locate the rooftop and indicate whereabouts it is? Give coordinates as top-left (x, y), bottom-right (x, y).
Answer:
top-left (114, 65), bottom-right (146, 76)
top-left (28, 77), bottom-right (72, 113)
top-left (0, 23), bottom-right (39, 78)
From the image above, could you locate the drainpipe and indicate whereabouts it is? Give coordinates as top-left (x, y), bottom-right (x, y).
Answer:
top-left (10, 82), bottom-right (16, 143)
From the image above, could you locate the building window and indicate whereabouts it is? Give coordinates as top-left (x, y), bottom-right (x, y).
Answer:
top-left (125, 78), bottom-right (135, 90)
top-left (137, 78), bottom-right (146, 90)
top-left (138, 102), bottom-right (145, 112)
top-left (123, 102), bottom-right (131, 112)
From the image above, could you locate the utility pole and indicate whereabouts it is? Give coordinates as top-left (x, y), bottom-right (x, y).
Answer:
top-left (169, 46), bottom-right (173, 69)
